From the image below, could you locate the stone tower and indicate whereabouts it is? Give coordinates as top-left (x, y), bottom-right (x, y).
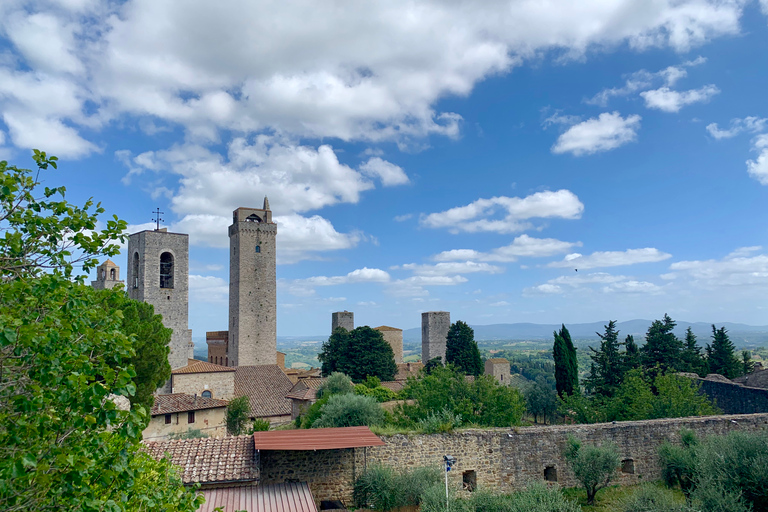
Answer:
top-left (228, 198), bottom-right (277, 366)
top-left (91, 259), bottom-right (123, 290)
top-left (374, 326), bottom-right (403, 364)
top-left (126, 229), bottom-right (193, 375)
top-left (421, 311), bottom-right (450, 364)
top-left (332, 311), bottom-right (354, 332)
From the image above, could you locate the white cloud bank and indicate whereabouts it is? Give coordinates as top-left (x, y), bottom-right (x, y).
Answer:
top-left (706, 116), bottom-right (767, 139)
top-left (433, 234), bottom-right (580, 262)
top-left (747, 134), bottom-right (768, 185)
top-left (640, 84), bottom-right (719, 112)
top-left (421, 190), bottom-right (584, 234)
top-left (548, 248), bottom-right (672, 269)
top-left (551, 112), bottom-right (641, 156)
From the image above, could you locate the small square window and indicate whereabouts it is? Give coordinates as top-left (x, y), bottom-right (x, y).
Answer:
top-left (165, 414), bottom-right (172, 425)
top-left (255, 245), bottom-right (261, 253)
top-left (622, 459), bottom-right (635, 474)
top-left (544, 466), bottom-right (558, 482)
top-left (188, 411), bottom-right (195, 424)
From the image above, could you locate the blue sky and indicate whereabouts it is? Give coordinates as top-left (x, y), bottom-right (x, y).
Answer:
top-left (1, 0), bottom-right (767, 337)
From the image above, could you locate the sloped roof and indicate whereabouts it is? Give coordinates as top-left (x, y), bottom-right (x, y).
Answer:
top-left (144, 435), bottom-right (258, 484)
top-left (253, 426), bottom-right (385, 450)
top-left (151, 394), bottom-right (229, 415)
top-left (235, 365), bottom-right (293, 418)
top-left (197, 483), bottom-right (318, 512)
top-left (374, 325), bottom-right (402, 331)
top-left (395, 362), bottom-right (423, 380)
top-left (380, 380), bottom-right (404, 392)
top-left (285, 378), bottom-right (324, 401)
top-left (486, 358), bottom-right (509, 364)
top-left (173, 361), bottom-right (236, 375)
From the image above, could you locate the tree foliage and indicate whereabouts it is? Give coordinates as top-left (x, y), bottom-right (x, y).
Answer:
top-left (445, 320), bottom-right (483, 376)
top-left (553, 324), bottom-right (578, 397)
top-left (680, 327), bottom-right (707, 376)
top-left (318, 371), bottom-right (354, 398)
top-left (524, 378), bottom-right (558, 424)
top-left (226, 396), bottom-right (251, 435)
top-left (586, 320), bottom-right (624, 397)
top-left (641, 314), bottom-right (683, 372)
top-left (564, 437), bottom-right (620, 505)
top-left (318, 326), bottom-right (397, 381)
top-left (0, 153), bottom-right (200, 512)
top-left (313, 393), bottom-right (385, 428)
top-left (706, 325), bottom-right (741, 379)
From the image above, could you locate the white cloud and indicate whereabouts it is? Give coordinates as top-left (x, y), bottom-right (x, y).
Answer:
top-left (387, 275), bottom-right (467, 297)
top-left (526, 271), bottom-right (663, 296)
top-left (548, 248), bottom-right (672, 269)
top-left (706, 116), bottom-right (767, 139)
top-left (3, 111), bottom-right (98, 158)
top-left (359, 157), bottom-right (409, 186)
top-left (586, 56), bottom-right (706, 106)
top-left (525, 283), bottom-right (564, 295)
top-left (667, 248), bottom-right (768, 288)
top-left (421, 190), bottom-right (584, 234)
top-left (747, 134), bottom-right (768, 185)
top-left (640, 84), bottom-right (719, 112)
top-left (287, 267), bottom-right (391, 296)
top-left (602, 280), bottom-right (663, 294)
top-left (394, 261), bottom-right (503, 277)
top-left (189, 274), bottom-right (228, 303)
top-left (551, 112), bottom-right (641, 156)
top-left (393, 213), bottom-right (413, 222)
top-left (549, 272), bottom-right (629, 286)
top-left (433, 234), bottom-right (580, 262)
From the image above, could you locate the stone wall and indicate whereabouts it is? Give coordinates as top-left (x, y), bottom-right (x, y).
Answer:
top-left (332, 311), bottom-right (354, 332)
top-left (375, 327), bottom-right (403, 364)
top-left (421, 311), bottom-right (450, 364)
top-left (143, 407), bottom-right (227, 441)
top-left (696, 378), bottom-right (768, 414)
top-left (172, 371), bottom-right (235, 400)
top-left (260, 413), bottom-right (768, 504)
top-left (485, 359), bottom-right (511, 384)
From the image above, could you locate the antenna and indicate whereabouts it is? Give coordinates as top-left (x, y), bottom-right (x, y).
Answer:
top-left (152, 208), bottom-right (164, 231)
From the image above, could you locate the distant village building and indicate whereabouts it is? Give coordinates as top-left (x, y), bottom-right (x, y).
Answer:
top-left (235, 365), bottom-right (293, 424)
top-left (171, 360), bottom-right (236, 399)
top-left (485, 358), bottom-right (511, 384)
top-left (91, 259), bottom-right (123, 289)
top-left (331, 311), bottom-right (354, 332)
top-left (374, 325), bottom-right (404, 364)
top-left (421, 311), bottom-right (450, 364)
top-left (205, 331), bottom-right (229, 366)
top-left (144, 394), bottom-right (228, 441)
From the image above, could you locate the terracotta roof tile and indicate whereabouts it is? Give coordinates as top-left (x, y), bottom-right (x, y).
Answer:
top-left (374, 325), bottom-right (402, 331)
top-left (151, 393), bottom-right (229, 416)
top-left (144, 435), bottom-right (258, 484)
top-left (380, 380), bottom-right (404, 392)
top-left (235, 365), bottom-right (293, 418)
top-left (172, 361), bottom-right (236, 375)
top-left (486, 358), bottom-right (509, 364)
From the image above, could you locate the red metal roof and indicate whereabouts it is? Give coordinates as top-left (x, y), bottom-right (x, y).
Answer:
top-left (253, 426), bottom-right (385, 450)
top-left (197, 483), bottom-right (317, 512)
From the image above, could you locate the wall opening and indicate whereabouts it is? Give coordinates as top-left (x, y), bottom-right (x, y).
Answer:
top-left (132, 252), bottom-right (139, 288)
top-left (255, 245), bottom-right (261, 253)
top-left (246, 213), bottom-right (262, 223)
top-left (187, 411), bottom-right (195, 424)
top-left (544, 466), bottom-right (558, 482)
top-left (622, 459), bottom-right (635, 474)
top-left (110, 268), bottom-right (116, 280)
top-left (160, 252), bottom-right (174, 289)
top-left (462, 470), bottom-right (477, 492)
top-left (201, 390), bottom-right (212, 398)
top-left (165, 414), bottom-right (171, 425)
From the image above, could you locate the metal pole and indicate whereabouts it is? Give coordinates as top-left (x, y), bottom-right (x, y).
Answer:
top-left (445, 462), bottom-right (449, 512)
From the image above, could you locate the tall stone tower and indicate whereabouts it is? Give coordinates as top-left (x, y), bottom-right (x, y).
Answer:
top-left (332, 311), bottom-right (354, 332)
top-left (421, 311), bottom-right (450, 364)
top-left (91, 259), bottom-right (123, 290)
top-left (126, 229), bottom-right (193, 375)
top-left (228, 198), bottom-right (277, 366)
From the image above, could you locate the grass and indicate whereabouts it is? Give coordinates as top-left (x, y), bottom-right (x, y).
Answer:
top-left (562, 483), bottom-right (686, 512)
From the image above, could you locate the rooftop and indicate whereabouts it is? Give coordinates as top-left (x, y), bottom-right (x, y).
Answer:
top-left (144, 435), bottom-right (258, 485)
top-left (197, 483), bottom-right (317, 512)
top-left (235, 365), bottom-right (293, 418)
top-left (151, 393), bottom-right (229, 416)
top-left (253, 426), bottom-right (385, 451)
top-left (395, 362), bottom-right (423, 381)
top-left (374, 325), bottom-right (402, 331)
top-left (486, 358), bottom-right (510, 364)
top-left (172, 361), bottom-right (236, 374)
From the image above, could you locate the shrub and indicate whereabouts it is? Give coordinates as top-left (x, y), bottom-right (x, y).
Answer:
top-left (621, 484), bottom-right (688, 512)
top-left (564, 437), bottom-right (620, 505)
top-left (420, 482), bottom-right (579, 512)
top-left (354, 383), bottom-right (397, 402)
top-left (353, 465), bottom-right (442, 511)
top-left (417, 407), bottom-right (463, 433)
top-left (248, 418), bottom-right (270, 433)
top-left (312, 393), bottom-right (384, 428)
top-left (225, 395), bottom-right (251, 435)
top-left (363, 375), bottom-right (381, 389)
top-left (300, 395), bottom-right (329, 428)
top-left (168, 429), bottom-right (208, 439)
top-left (317, 371), bottom-right (354, 398)
top-left (658, 429), bottom-right (698, 497)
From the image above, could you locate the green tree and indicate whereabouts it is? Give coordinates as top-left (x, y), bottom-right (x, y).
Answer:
top-left (0, 153), bottom-right (200, 512)
top-left (318, 371), bottom-right (355, 398)
top-left (641, 314), bottom-right (683, 372)
top-left (114, 297), bottom-right (172, 411)
top-left (680, 327), bottom-right (706, 376)
top-left (706, 325), bottom-right (741, 379)
top-left (553, 324), bottom-right (578, 397)
top-left (226, 396), bottom-right (251, 435)
top-left (586, 321), bottom-right (624, 397)
top-left (524, 378), bottom-right (558, 424)
top-left (742, 350), bottom-right (755, 376)
top-left (319, 326), bottom-right (397, 381)
top-left (445, 320), bottom-right (483, 376)
top-left (651, 373), bottom-right (717, 418)
top-left (313, 393), bottom-right (385, 428)
top-left (606, 370), bottom-right (654, 421)
top-left (564, 437), bottom-right (621, 505)
top-left (623, 334), bottom-right (641, 373)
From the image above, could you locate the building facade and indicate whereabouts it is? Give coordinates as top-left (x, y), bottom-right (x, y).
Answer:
top-left (374, 326), bottom-right (403, 364)
top-left (421, 311), bottom-right (450, 364)
top-left (91, 259), bottom-right (124, 290)
top-left (331, 311), bottom-right (354, 332)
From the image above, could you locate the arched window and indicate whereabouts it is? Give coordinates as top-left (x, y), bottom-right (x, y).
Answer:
top-left (246, 213), bottom-right (262, 223)
top-left (201, 390), bottom-right (212, 398)
top-left (255, 245), bottom-right (261, 253)
top-left (160, 252), bottom-right (174, 289)
top-left (110, 268), bottom-right (116, 280)
top-left (225, 357), bottom-right (228, 366)
top-left (132, 253), bottom-right (139, 288)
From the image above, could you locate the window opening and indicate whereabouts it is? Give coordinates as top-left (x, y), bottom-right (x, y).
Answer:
top-left (165, 414), bottom-right (172, 425)
top-left (245, 213), bottom-right (262, 223)
top-left (255, 245), bottom-right (261, 253)
top-left (160, 252), bottom-right (174, 289)
top-left (544, 466), bottom-right (558, 482)
top-left (110, 268), bottom-right (116, 280)
top-left (462, 470), bottom-right (477, 492)
top-left (132, 253), bottom-right (139, 288)
top-left (188, 411), bottom-right (195, 424)
top-left (621, 459), bottom-right (635, 474)
top-left (201, 390), bottom-right (212, 398)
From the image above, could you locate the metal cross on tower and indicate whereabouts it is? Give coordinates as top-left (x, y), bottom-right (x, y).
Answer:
top-left (152, 208), bottom-right (164, 231)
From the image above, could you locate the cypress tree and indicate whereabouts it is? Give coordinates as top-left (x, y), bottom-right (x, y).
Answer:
top-left (586, 320), bottom-right (623, 397)
top-left (641, 314), bottom-right (683, 372)
top-left (623, 334), bottom-right (641, 373)
top-left (680, 326), bottom-right (706, 376)
top-left (445, 320), bottom-right (483, 376)
top-left (554, 324), bottom-right (578, 397)
top-left (706, 325), bottom-right (740, 379)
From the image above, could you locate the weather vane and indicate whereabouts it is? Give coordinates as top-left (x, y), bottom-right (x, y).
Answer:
top-left (152, 208), bottom-right (164, 231)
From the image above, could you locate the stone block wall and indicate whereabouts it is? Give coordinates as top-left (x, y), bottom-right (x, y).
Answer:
top-left (421, 311), bottom-right (450, 364)
top-left (485, 359), bottom-right (511, 384)
top-left (332, 311), bottom-right (354, 332)
top-left (375, 326), bottom-right (403, 364)
top-left (143, 407), bottom-right (227, 441)
top-left (696, 378), bottom-right (768, 414)
top-left (172, 371), bottom-right (235, 400)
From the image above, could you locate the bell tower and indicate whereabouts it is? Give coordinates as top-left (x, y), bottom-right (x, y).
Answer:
top-left (228, 197), bottom-right (277, 366)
